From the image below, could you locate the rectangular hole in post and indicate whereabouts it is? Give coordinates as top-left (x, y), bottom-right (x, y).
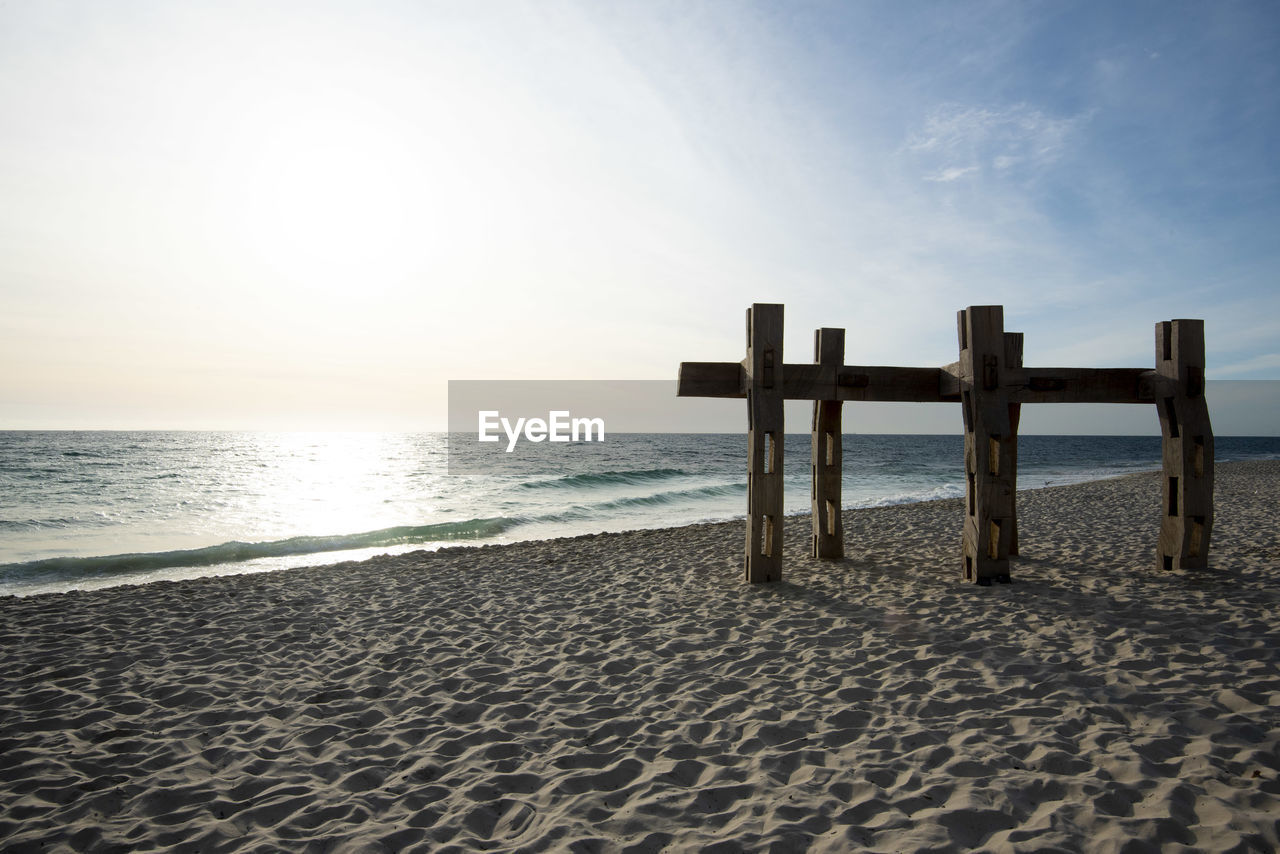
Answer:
top-left (967, 472), bottom-right (976, 516)
top-left (965, 555), bottom-right (973, 580)
top-left (762, 349), bottom-right (775, 389)
top-left (988, 436), bottom-right (1001, 477)
top-left (1162, 321), bottom-right (1172, 362)
top-left (1189, 516), bottom-right (1204, 558)
top-left (1193, 436), bottom-right (1205, 478)
top-left (1187, 366), bottom-right (1204, 398)
top-left (825, 431), bottom-right (834, 467)
top-left (1162, 553), bottom-right (1173, 571)
top-left (988, 519), bottom-right (1002, 560)
top-left (1168, 476), bottom-right (1178, 517)
top-left (764, 515), bottom-right (775, 557)
top-left (764, 432), bottom-right (778, 474)
top-left (825, 499), bottom-right (836, 536)
top-left (983, 354), bottom-right (998, 391)
top-left (1163, 398), bottom-right (1180, 438)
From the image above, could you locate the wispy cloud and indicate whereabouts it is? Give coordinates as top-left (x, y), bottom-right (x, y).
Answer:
top-left (924, 165), bottom-right (979, 183)
top-left (1214, 353), bottom-right (1280, 377)
top-left (3, 1), bottom-right (1278, 429)
top-left (904, 103), bottom-right (1090, 182)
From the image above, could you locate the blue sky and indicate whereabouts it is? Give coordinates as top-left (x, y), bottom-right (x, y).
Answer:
top-left (1, 1), bottom-right (1277, 430)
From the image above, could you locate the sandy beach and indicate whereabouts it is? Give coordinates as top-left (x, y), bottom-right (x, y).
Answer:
top-left (1, 460), bottom-right (1277, 852)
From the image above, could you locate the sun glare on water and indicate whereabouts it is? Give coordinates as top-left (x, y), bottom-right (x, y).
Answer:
top-left (235, 431), bottom-right (435, 540)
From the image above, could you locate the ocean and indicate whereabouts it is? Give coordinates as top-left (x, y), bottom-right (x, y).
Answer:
top-left (2, 431), bottom-right (1278, 597)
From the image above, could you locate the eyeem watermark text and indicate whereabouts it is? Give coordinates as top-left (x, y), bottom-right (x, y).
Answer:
top-left (478, 411), bottom-right (606, 452)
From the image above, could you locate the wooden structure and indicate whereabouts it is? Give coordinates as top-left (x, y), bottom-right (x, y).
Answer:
top-left (677, 304), bottom-right (1214, 584)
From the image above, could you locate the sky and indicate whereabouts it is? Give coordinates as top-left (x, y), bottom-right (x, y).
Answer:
top-left (1, 0), bottom-right (1278, 432)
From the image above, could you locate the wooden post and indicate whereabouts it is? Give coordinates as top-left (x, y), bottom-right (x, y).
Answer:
top-left (958, 307), bottom-right (1015, 584)
top-left (1004, 332), bottom-right (1023, 556)
top-left (1156, 319), bottom-right (1214, 570)
top-left (745, 304), bottom-right (785, 582)
top-left (811, 328), bottom-right (844, 559)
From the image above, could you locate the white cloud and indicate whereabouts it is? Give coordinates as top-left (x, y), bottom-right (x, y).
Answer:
top-left (1214, 353), bottom-right (1280, 377)
top-left (924, 165), bottom-right (979, 183)
top-left (904, 103), bottom-right (1090, 182)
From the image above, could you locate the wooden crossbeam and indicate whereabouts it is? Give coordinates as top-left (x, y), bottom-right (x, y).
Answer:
top-left (678, 363), bottom-right (955, 402)
top-left (676, 362), bottom-right (745, 397)
top-left (680, 362), bottom-right (1168, 405)
top-left (1007, 369), bottom-right (1170, 404)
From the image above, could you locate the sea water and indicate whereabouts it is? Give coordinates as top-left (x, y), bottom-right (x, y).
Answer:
top-left (2, 431), bottom-right (1278, 597)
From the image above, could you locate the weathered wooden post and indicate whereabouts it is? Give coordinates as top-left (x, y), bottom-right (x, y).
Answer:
top-left (958, 306), bottom-right (1016, 584)
top-left (811, 328), bottom-right (844, 558)
top-left (745, 304), bottom-right (785, 582)
top-left (1155, 319), bottom-right (1214, 570)
top-left (1004, 332), bottom-right (1023, 556)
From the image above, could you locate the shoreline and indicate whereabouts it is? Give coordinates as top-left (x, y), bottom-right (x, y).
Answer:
top-left (2, 461), bottom-right (1278, 851)
top-left (0, 460), bottom-right (1174, 600)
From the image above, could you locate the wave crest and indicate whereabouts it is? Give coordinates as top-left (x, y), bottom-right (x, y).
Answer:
top-left (519, 468), bottom-right (689, 489)
top-left (0, 516), bottom-right (528, 581)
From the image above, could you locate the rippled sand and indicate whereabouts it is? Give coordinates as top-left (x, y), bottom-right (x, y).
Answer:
top-left (2, 461), bottom-right (1278, 852)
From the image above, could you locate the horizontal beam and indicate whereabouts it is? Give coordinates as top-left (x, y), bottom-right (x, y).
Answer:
top-left (837, 367), bottom-right (954, 402)
top-left (680, 361), bottom-right (1176, 405)
top-left (1007, 369), bottom-right (1169, 404)
top-left (679, 362), bottom-right (954, 402)
top-left (940, 362), bottom-right (962, 400)
top-left (677, 361), bottom-right (745, 398)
